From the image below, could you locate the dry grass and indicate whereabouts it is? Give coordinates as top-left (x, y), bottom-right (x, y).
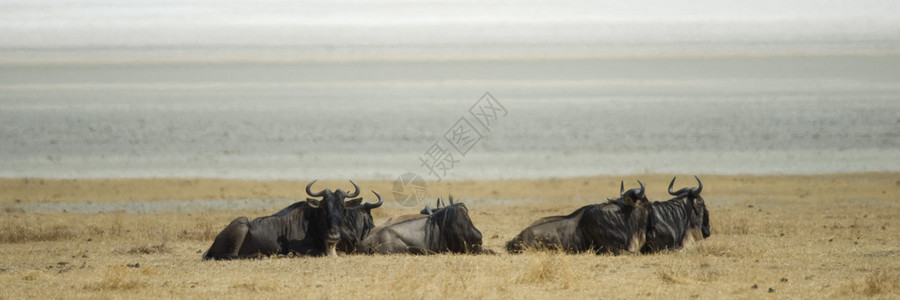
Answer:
top-left (0, 173), bottom-right (898, 299)
top-left (126, 243), bottom-right (173, 255)
top-left (83, 265), bottom-right (153, 291)
top-left (0, 221), bottom-right (75, 244)
top-left (514, 251), bottom-right (579, 289)
top-left (840, 269), bottom-right (900, 297)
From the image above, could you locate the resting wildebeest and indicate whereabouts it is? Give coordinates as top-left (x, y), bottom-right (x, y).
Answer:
top-left (505, 181), bottom-right (650, 255)
top-left (641, 176), bottom-right (711, 253)
top-left (359, 196), bottom-right (488, 254)
top-left (335, 190), bottom-right (383, 253)
top-left (202, 180), bottom-right (380, 260)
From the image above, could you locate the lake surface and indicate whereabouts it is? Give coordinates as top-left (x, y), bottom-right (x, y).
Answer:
top-left (1, 0), bottom-right (898, 179)
top-left (2, 56), bottom-right (898, 179)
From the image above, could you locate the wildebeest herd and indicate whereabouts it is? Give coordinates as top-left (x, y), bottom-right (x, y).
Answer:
top-left (203, 177), bottom-right (710, 260)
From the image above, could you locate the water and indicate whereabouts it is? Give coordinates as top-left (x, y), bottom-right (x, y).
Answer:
top-left (1, 1), bottom-right (898, 179)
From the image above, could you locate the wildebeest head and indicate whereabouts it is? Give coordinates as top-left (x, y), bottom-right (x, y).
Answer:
top-left (306, 179), bottom-right (362, 256)
top-left (620, 180), bottom-right (649, 207)
top-left (337, 190), bottom-right (384, 253)
top-left (420, 197), bottom-right (447, 215)
top-left (668, 176), bottom-right (710, 239)
top-left (619, 180), bottom-right (652, 251)
top-left (426, 196), bottom-right (484, 253)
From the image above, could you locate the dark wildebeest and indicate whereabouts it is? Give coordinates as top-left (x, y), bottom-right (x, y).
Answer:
top-left (505, 181), bottom-right (651, 255)
top-left (335, 190), bottom-right (383, 253)
top-left (202, 180), bottom-right (379, 260)
top-left (359, 196), bottom-right (488, 255)
top-left (641, 176), bottom-right (711, 253)
top-left (272, 187), bottom-right (384, 254)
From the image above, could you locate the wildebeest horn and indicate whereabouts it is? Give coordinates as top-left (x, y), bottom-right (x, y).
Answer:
top-left (692, 176), bottom-right (703, 195)
top-left (668, 177), bottom-right (690, 196)
top-left (449, 195), bottom-right (454, 205)
top-left (620, 181), bottom-right (625, 197)
top-left (339, 180), bottom-right (361, 198)
top-left (306, 180), bottom-right (326, 197)
top-left (637, 180), bottom-right (645, 198)
top-left (363, 191), bottom-right (383, 209)
top-left (437, 198), bottom-right (443, 209)
top-left (668, 177), bottom-right (676, 194)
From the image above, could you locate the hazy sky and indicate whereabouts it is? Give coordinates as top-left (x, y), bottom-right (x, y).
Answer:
top-left (1, 0), bottom-right (898, 54)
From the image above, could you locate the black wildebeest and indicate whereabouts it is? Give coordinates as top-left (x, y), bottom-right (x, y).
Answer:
top-left (506, 181), bottom-right (651, 255)
top-left (359, 196), bottom-right (488, 254)
top-left (641, 176), bottom-right (711, 253)
top-left (202, 180), bottom-right (381, 260)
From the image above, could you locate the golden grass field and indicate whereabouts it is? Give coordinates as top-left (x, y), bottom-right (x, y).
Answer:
top-left (1, 173), bottom-right (898, 299)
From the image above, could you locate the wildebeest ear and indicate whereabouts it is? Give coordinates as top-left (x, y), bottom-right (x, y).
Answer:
top-left (424, 202), bottom-right (434, 215)
top-left (691, 196), bottom-right (705, 206)
top-left (344, 197), bottom-right (363, 208)
top-left (306, 198), bottom-right (321, 208)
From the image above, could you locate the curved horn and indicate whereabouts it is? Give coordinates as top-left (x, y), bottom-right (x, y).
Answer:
top-left (668, 177), bottom-right (677, 195)
top-left (692, 176), bottom-right (703, 195)
top-left (339, 180), bottom-right (361, 198)
top-left (363, 191), bottom-right (383, 209)
top-left (306, 180), bottom-right (325, 197)
top-left (620, 180), bottom-right (625, 197)
top-left (636, 180), bottom-right (645, 198)
top-left (667, 177), bottom-right (691, 196)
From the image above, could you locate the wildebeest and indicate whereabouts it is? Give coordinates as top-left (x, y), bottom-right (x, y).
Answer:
top-left (335, 190), bottom-right (383, 253)
top-left (202, 180), bottom-right (379, 260)
top-left (359, 196), bottom-right (488, 255)
top-left (641, 176), bottom-right (711, 253)
top-left (505, 181), bottom-right (651, 255)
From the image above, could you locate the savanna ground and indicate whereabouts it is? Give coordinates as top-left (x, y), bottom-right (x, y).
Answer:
top-left (1, 173), bottom-right (898, 299)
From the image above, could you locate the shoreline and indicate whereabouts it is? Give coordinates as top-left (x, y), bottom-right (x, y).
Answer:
top-left (2, 149), bottom-right (898, 180)
top-left (3, 172), bottom-right (896, 207)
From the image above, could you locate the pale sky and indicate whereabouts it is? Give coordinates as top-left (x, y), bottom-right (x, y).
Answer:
top-left (1, 0), bottom-right (898, 56)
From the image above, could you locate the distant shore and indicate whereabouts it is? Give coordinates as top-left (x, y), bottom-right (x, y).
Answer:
top-left (2, 173), bottom-right (896, 210)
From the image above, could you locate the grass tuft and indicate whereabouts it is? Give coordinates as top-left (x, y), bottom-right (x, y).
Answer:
top-left (842, 269), bottom-right (900, 297)
top-left (715, 216), bottom-right (751, 235)
top-left (514, 251), bottom-right (578, 289)
top-left (83, 266), bottom-right (148, 291)
top-left (0, 221), bottom-right (74, 243)
top-left (22, 270), bottom-right (52, 282)
top-left (127, 242), bottom-right (173, 255)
